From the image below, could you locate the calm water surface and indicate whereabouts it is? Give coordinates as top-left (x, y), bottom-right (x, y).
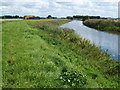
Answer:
top-left (61, 20), bottom-right (120, 61)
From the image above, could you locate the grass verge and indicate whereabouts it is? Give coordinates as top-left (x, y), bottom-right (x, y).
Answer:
top-left (2, 19), bottom-right (120, 88)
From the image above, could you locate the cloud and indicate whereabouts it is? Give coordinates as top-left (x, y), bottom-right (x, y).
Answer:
top-left (1, 0), bottom-right (49, 16)
top-left (1, 0), bottom-right (120, 17)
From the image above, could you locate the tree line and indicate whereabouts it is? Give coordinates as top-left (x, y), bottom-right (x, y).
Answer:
top-left (0, 15), bottom-right (23, 19)
top-left (1, 15), bottom-right (107, 20)
top-left (0, 15), bottom-right (57, 19)
top-left (67, 15), bottom-right (103, 21)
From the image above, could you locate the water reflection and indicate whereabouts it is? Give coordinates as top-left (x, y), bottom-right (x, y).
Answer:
top-left (61, 20), bottom-right (120, 61)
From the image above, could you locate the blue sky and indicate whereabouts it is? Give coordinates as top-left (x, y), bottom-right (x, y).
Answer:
top-left (1, 0), bottom-right (120, 18)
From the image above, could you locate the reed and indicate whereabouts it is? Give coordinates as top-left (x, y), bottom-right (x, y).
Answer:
top-left (83, 19), bottom-right (120, 34)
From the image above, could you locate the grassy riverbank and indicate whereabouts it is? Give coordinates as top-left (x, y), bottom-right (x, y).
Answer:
top-left (83, 19), bottom-right (120, 34)
top-left (2, 19), bottom-right (120, 88)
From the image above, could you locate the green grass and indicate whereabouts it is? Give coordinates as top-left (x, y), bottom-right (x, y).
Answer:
top-left (83, 19), bottom-right (120, 34)
top-left (2, 19), bottom-right (120, 88)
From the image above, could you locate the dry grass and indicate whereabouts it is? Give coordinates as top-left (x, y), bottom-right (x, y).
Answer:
top-left (0, 19), bottom-right (23, 21)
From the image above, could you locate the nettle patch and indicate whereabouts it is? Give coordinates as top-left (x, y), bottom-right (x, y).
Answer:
top-left (58, 71), bottom-right (87, 88)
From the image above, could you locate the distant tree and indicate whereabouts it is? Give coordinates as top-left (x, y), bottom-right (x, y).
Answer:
top-left (4, 15), bottom-right (13, 19)
top-left (73, 15), bottom-right (100, 20)
top-left (1, 15), bottom-right (22, 19)
top-left (53, 17), bottom-right (57, 19)
top-left (14, 15), bottom-right (19, 18)
top-left (47, 15), bottom-right (52, 19)
top-left (73, 15), bottom-right (83, 19)
top-left (82, 16), bottom-right (89, 21)
top-left (67, 16), bottom-right (73, 20)
top-left (89, 16), bottom-right (100, 19)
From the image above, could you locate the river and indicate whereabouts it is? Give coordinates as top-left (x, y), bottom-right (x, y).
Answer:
top-left (61, 20), bottom-right (120, 61)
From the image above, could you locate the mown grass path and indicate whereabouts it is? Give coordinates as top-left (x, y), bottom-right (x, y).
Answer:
top-left (2, 20), bottom-right (120, 88)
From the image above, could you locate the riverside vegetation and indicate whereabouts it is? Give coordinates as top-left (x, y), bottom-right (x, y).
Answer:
top-left (2, 19), bottom-right (120, 88)
top-left (83, 19), bottom-right (120, 34)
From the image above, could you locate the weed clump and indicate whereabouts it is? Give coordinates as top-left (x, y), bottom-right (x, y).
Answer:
top-left (58, 71), bottom-right (87, 88)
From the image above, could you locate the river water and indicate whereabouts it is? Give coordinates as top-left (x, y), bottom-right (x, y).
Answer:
top-left (61, 20), bottom-right (120, 61)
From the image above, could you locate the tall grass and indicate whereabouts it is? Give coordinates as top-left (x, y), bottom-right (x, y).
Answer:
top-left (2, 19), bottom-right (120, 88)
top-left (83, 19), bottom-right (120, 34)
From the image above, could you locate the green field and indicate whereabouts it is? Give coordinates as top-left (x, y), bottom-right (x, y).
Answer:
top-left (83, 19), bottom-right (120, 34)
top-left (2, 19), bottom-right (120, 88)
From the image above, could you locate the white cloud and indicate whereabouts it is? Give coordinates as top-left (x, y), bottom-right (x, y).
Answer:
top-left (1, 0), bottom-right (49, 16)
top-left (1, 0), bottom-right (120, 17)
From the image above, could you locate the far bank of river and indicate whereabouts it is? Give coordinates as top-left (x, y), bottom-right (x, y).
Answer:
top-left (61, 20), bottom-right (120, 61)
top-left (83, 19), bottom-right (120, 34)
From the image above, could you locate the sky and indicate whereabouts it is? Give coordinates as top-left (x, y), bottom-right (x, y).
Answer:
top-left (1, 0), bottom-right (120, 18)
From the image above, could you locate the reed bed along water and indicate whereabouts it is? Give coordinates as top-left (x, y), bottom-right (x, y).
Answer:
top-left (83, 19), bottom-right (120, 34)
